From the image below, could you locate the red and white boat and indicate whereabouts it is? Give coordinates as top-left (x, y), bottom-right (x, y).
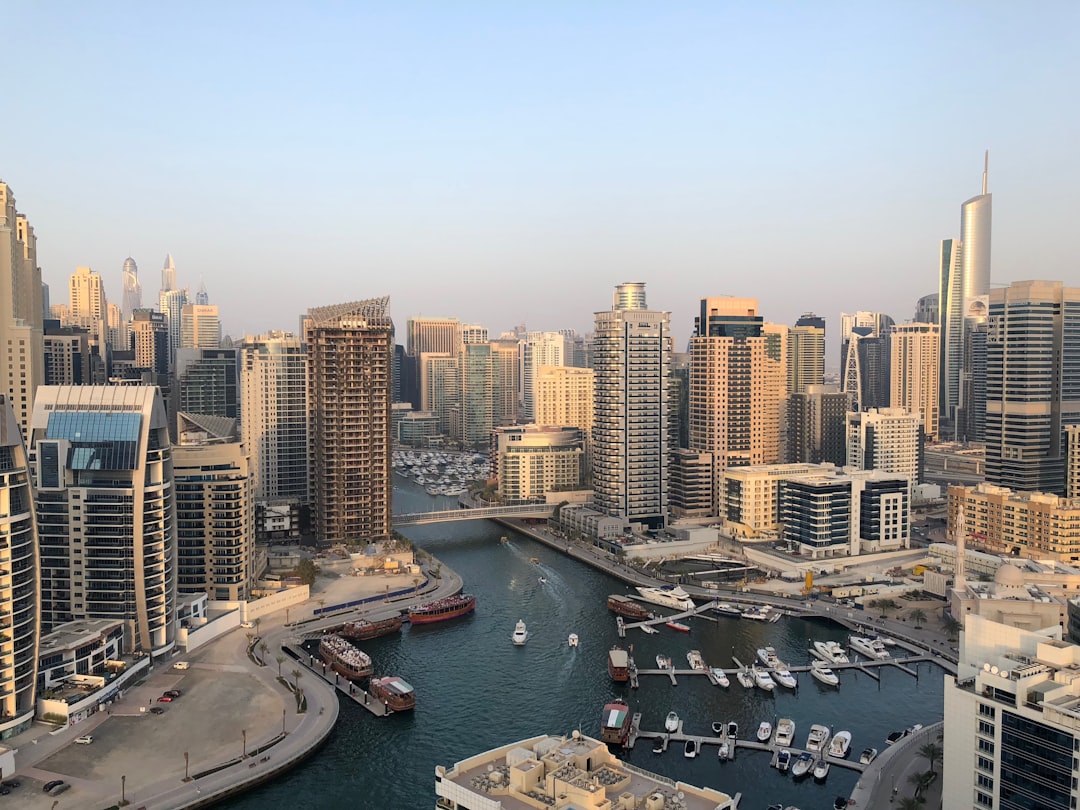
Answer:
top-left (666, 621), bottom-right (691, 633)
top-left (407, 594), bottom-right (476, 625)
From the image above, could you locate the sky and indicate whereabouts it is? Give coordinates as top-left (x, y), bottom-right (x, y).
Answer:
top-left (3, 3), bottom-right (1079, 366)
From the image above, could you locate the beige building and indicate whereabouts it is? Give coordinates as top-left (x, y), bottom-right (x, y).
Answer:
top-left (846, 407), bottom-right (923, 482)
top-left (890, 321), bottom-right (940, 441)
top-left (949, 482), bottom-right (1080, 564)
top-left (180, 303), bottom-right (221, 349)
top-left (1067, 424), bottom-right (1080, 499)
top-left (490, 338), bottom-right (519, 426)
top-left (406, 316), bottom-right (459, 357)
top-left (493, 425), bottom-right (583, 503)
top-left (951, 562), bottom-right (1067, 632)
top-left (306, 298), bottom-right (394, 545)
top-left (533, 365), bottom-right (594, 461)
top-left (0, 182), bottom-right (45, 438)
top-left (787, 313), bottom-right (825, 394)
top-left (719, 462), bottom-right (835, 537)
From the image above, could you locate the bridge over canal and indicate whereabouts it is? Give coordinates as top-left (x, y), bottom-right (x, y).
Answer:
top-left (393, 503), bottom-right (556, 526)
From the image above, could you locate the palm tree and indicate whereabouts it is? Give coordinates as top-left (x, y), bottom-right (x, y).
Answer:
top-left (899, 797), bottom-right (925, 810)
top-left (258, 642), bottom-right (268, 664)
top-left (918, 741), bottom-right (942, 774)
top-left (941, 614), bottom-right (962, 640)
top-left (275, 653), bottom-right (286, 677)
top-left (910, 607), bottom-right (927, 628)
top-left (875, 598), bottom-right (898, 619)
top-left (908, 770), bottom-right (934, 797)
top-left (412, 576), bottom-right (421, 593)
top-left (291, 668), bottom-right (303, 692)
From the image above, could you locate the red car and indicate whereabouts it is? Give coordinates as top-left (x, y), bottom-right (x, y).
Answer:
top-left (157, 696), bottom-right (173, 703)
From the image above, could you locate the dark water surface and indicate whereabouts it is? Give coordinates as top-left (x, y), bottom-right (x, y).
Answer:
top-left (226, 481), bottom-right (944, 810)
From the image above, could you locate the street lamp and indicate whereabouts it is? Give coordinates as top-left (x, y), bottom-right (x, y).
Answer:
top-left (184, 751), bottom-right (190, 781)
top-left (242, 728), bottom-right (247, 758)
top-left (282, 708), bottom-right (287, 735)
top-left (121, 774), bottom-right (126, 805)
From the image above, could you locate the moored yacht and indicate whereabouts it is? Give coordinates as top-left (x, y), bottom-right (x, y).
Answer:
top-left (753, 665), bottom-right (776, 691)
top-left (635, 585), bottom-right (695, 611)
top-left (656, 654), bottom-right (672, 670)
top-left (859, 747), bottom-right (878, 765)
top-left (757, 646), bottom-right (779, 667)
top-left (806, 724), bottom-right (831, 753)
top-left (511, 619), bottom-right (529, 646)
top-left (710, 666), bottom-right (730, 688)
top-left (686, 649), bottom-right (706, 671)
top-left (774, 749), bottom-right (791, 772)
top-left (811, 640), bottom-right (850, 665)
top-left (828, 730), bottom-right (852, 759)
top-left (774, 665), bottom-right (798, 689)
top-left (849, 635), bottom-right (890, 660)
top-left (790, 751), bottom-right (814, 778)
top-left (810, 660), bottom-right (840, 687)
top-left (664, 711), bottom-right (680, 733)
top-left (757, 721), bottom-right (773, 742)
top-left (736, 667), bottom-right (754, 688)
top-left (813, 759), bottom-right (830, 780)
top-left (712, 602), bottom-right (742, 617)
top-left (775, 718), bottom-right (795, 746)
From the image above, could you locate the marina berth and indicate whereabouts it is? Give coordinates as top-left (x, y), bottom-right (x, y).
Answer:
top-left (727, 721), bottom-right (738, 740)
top-left (774, 665), bottom-right (798, 689)
top-left (712, 602), bottom-right (743, 617)
top-left (752, 665), bottom-right (776, 691)
top-left (407, 593), bottom-right (476, 624)
top-left (368, 676), bottom-right (415, 711)
top-left (318, 634), bottom-right (373, 680)
top-left (859, 747), bottom-right (878, 765)
top-left (635, 584), bottom-right (696, 610)
top-left (710, 666), bottom-right (730, 687)
top-left (656, 654), bottom-right (672, 670)
top-left (683, 738), bottom-right (699, 758)
top-left (742, 605), bottom-right (770, 621)
top-left (774, 749), bottom-right (791, 772)
top-left (813, 759), bottom-right (830, 780)
top-left (757, 646), bottom-right (779, 667)
top-left (666, 620), bottom-right (691, 633)
top-left (607, 594), bottom-right (650, 620)
top-left (736, 667), bottom-right (755, 688)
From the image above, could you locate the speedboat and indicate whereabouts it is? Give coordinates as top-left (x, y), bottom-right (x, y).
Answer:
top-left (859, 747), bottom-right (878, 765)
top-left (775, 749), bottom-right (791, 772)
top-left (885, 730), bottom-right (905, 745)
top-left (640, 624), bottom-right (659, 634)
top-left (814, 759), bottom-right (830, 780)
top-left (742, 605), bottom-right (770, 621)
top-left (711, 720), bottom-right (724, 735)
top-left (538, 576), bottom-right (547, 584)
top-left (812, 640), bottom-right (850, 665)
top-left (710, 666), bottom-right (730, 688)
top-left (686, 650), bottom-right (706, 671)
top-left (806, 724), bottom-right (830, 752)
top-left (873, 634), bottom-right (897, 647)
top-left (656, 654), bottom-right (672, 670)
top-left (568, 633), bottom-right (579, 647)
top-left (775, 718), bottom-right (795, 746)
top-left (664, 711), bottom-right (680, 733)
top-left (736, 667), bottom-right (754, 688)
top-left (828, 730), bottom-right (852, 759)
top-left (834, 797), bottom-right (850, 810)
top-left (652, 739), bottom-right (664, 754)
top-left (757, 721), bottom-right (773, 742)
top-left (811, 660), bottom-right (840, 687)
top-left (635, 585), bottom-right (695, 611)
top-left (512, 619), bottom-right (528, 646)
top-left (718, 741), bottom-right (729, 759)
top-left (753, 665), bottom-right (776, 691)
top-left (774, 665), bottom-right (798, 689)
top-left (683, 738), bottom-right (699, 759)
top-left (727, 721), bottom-right (738, 740)
top-left (757, 646), bottom-right (779, 667)
top-left (791, 751), bottom-right (814, 778)
top-left (666, 621), bottom-right (691, 633)
top-left (849, 635), bottom-right (889, 660)
top-left (712, 602), bottom-right (742, 617)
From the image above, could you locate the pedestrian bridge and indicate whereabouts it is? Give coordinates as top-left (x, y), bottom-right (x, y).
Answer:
top-left (393, 503), bottom-right (556, 526)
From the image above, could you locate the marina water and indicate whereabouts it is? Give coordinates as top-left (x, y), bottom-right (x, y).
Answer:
top-left (226, 480), bottom-right (944, 809)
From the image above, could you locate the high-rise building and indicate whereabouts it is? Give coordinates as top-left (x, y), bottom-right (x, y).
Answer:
top-left (788, 313), bottom-right (825, 394)
top-left (0, 394), bottom-right (40, 739)
top-left (0, 182), bottom-right (46, 438)
top-left (492, 425), bottom-right (584, 503)
top-left (69, 266), bottom-right (108, 321)
top-left (130, 309), bottom-right (170, 383)
top-left (914, 292), bottom-right (939, 325)
top-left (986, 280), bottom-right (1080, 495)
top-left (890, 322), bottom-right (940, 441)
top-left (176, 348), bottom-right (238, 420)
top-left (842, 333), bottom-right (890, 412)
top-left (522, 331), bottom-right (565, 421)
top-left (406, 316), bottom-right (459, 409)
top-left (43, 321), bottom-right (91, 386)
top-left (161, 253), bottom-right (176, 293)
top-left (534, 365), bottom-right (594, 465)
top-left (939, 154), bottom-right (992, 440)
top-left (846, 407), bottom-right (923, 483)
top-left (121, 257), bottom-right (142, 322)
top-left (195, 277), bottom-right (209, 306)
top-left (158, 287), bottom-right (189, 365)
top-left (29, 385), bottom-right (177, 653)
top-left (180, 303), bottom-right (221, 349)
top-left (454, 342), bottom-right (494, 450)
top-left (839, 311), bottom-right (893, 372)
top-left (238, 332), bottom-right (308, 504)
top-left (460, 323), bottom-right (488, 344)
top-left (786, 383), bottom-right (849, 465)
top-left (592, 282), bottom-right (669, 529)
top-left (306, 298), bottom-right (394, 545)
top-left (490, 338), bottom-right (519, 426)
top-left (688, 296), bottom-right (785, 512)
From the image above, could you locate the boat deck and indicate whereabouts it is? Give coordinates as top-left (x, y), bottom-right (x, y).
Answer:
top-left (284, 642), bottom-right (389, 717)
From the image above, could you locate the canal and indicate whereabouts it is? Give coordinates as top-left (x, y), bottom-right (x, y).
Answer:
top-left (226, 479), bottom-right (945, 809)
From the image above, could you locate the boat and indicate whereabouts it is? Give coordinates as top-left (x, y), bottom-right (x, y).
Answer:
top-left (686, 650), bottom-right (706, 671)
top-left (608, 647), bottom-right (630, 682)
top-left (752, 665), bottom-right (776, 691)
top-left (742, 605), bottom-right (770, 621)
top-left (640, 624), bottom-right (659, 634)
top-left (368, 676), bottom-right (415, 711)
top-left (500, 535), bottom-right (508, 543)
top-left (859, 747), bottom-right (878, 765)
top-left (727, 720), bottom-right (738, 740)
top-left (530, 557), bottom-right (539, 564)
top-left (828, 730), bottom-right (852, 759)
top-left (683, 738), bottom-right (699, 759)
top-left (812, 640), bottom-right (850, 665)
top-left (600, 699), bottom-right (632, 745)
top-left (407, 593), bottom-right (476, 624)
top-left (607, 594), bottom-right (650, 620)
top-left (849, 635), bottom-right (890, 660)
top-left (810, 660), bottom-right (840, 687)
top-left (340, 614), bottom-right (404, 641)
top-left (873, 634), bottom-right (897, 647)
top-left (806, 724), bottom-right (831, 753)
top-left (774, 665), bottom-right (798, 689)
top-left (711, 721), bottom-right (725, 735)
top-left (635, 585), bottom-right (695, 611)
top-left (652, 739), bottom-right (664, 754)
top-left (769, 610), bottom-right (783, 623)
top-left (538, 576), bottom-right (547, 584)
top-left (775, 749), bottom-right (791, 772)
top-left (317, 634), bottom-right (373, 680)
top-left (710, 666), bottom-right (730, 688)
top-left (814, 759), bottom-right (830, 780)
top-left (736, 667), bottom-right (754, 688)
top-left (568, 633), bottom-right (579, 648)
top-left (664, 711), bottom-right (680, 733)
top-left (656, 654), bottom-right (672, 670)
top-left (757, 646), bottom-right (779, 667)
top-left (757, 721), bottom-right (773, 742)
top-left (790, 751), bottom-right (814, 778)
top-left (666, 621), bottom-right (691, 633)
top-left (712, 602), bottom-right (742, 617)
top-left (775, 718), bottom-right (795, 747)
top-left (718, 741), bottom-right (729, 759)
top-left (885, 730), bottom-right (905, 745)
top-left (511, 619), bottom-right (528, 646)
top-left (834, 797), bottom-right (851, 810)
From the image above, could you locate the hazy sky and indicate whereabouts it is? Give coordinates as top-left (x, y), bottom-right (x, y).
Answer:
top-left (3, 3), bottom-right (1078, 363)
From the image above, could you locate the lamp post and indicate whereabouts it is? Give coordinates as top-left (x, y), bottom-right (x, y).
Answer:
top-left (184, 751), bottom-right (190, 781)
top-left (121, 774), bottom-right (126, 805)
top-left (282, 708), bottom-right (287, 735)
top-left (242, 728), bottom-right (247, 758)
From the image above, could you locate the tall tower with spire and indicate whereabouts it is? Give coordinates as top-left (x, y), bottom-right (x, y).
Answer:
top-left (161, 254), bottom-right (176, 294)
top-left (121, 257), bottom-right (142, 319)
top-left (195, 277), bottom-right (209, 305)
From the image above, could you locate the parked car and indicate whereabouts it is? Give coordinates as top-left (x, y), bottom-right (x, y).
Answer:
top-left (173, 661), bottom-right (189, 670)
top-left (149, 706), bottom-right (165, 715)
top-left (2, 779), bottom-right (20, 789)
top-left (240, 621), bottom-right (254, 628)
top-left (163, 689), bottom-right (182, 698)
top-left (43, 780), bottom-right (66, 793)
top-left (157, 696), bottom-right (173, 703)
top-left (75, 735), bottom-right (93, 744)
top-left (47, 782), bottom-right (70, 796)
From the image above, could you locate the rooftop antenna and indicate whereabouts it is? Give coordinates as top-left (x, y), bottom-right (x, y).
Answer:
top-left (982, 150), bottom-right (989, 196)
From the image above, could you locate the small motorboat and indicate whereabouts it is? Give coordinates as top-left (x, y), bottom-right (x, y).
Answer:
top-left (757, 646), bottom-right (779, 667)
top-left (666, 621), bottom-right (691, 633)
top-left (790, 751), bottom-right (814, 778)
top-left (806, 724), bottom-right (830, 753)
top-left (652, 739), bottom-right (664, 754)
top-left (664, 711), bottom-right (680, 733)
top-left (859, 747), bottom-right (878, 765)
top-left (538, 576), bottom-right (547, 584)
top-left (828, 730), bottom-right (852, 759)
top-left (711, 720), bottom-right (725, 735)
top-left (811, 660), bottom-right (840, 687)
top-left (885, 730), bottom-right (905, 746)
top-left (718, 741), bottom-right (729, 760)
top-left (736, 667), bottom-right (754, 688)
top-left (567, 633), bottom-right (579, 647)
top-left (712, 602), bottom-right (742, 617)
top-left (511, 619), bottom-right (529, 646)
top-left (640, 624), bottom-right (659, 634)
top-left (726, 720), bottom-right (738, 740)
top-left (530, 557), bottom-right (540, 564)
top-left (683, 738), bottom-right (699, 759)
top-left (753, 665), bottom-right (776, 691)
top-left (686, 650), bottom-right (706, 670)
top-left (757, 721), bottom-right (773, 742)
top-left (656, 654), bottom-right (672, 670)
top-left (814, 759), bottom-right (830, 780)
top-left (775, 718), bottom-right (795, 746)
top-left (774, 665), bottom-right (798, 689)
top-left (710, 666), bottom-right (730, 688)
top-left (775, 749), bottom-right (791, 772)
top-left (834, 797), bottom-right (851, 810)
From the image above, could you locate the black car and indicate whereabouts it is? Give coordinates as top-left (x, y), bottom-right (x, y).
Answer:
top-left (150, 706), bottom-right (166, 714)
top-left (163, 689), bottom-right (182, 698)
top-left (2, 780), bottom-right (20, 789)
top-left (43, 780), bottom-right (64, 793)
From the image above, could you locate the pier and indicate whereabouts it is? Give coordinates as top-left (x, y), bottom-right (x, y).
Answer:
top-left (283, 642), bottom-right (389, 717)
top-left (625, 654), bottom-right (932, 684)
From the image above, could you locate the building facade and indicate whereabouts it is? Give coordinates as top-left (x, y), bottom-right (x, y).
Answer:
top-left (179, 303), bottom-right (221, 350)
top-left (786, 383), bottom-right (849, 466)
top-left (846, 407), bottom-right (923, 483)
top-left (521, 331), bottom-right (565, 421)
top-left (176, 348), bottom-right (238, 420)
top-left (533, 365), bottom-right (594, 466)
top-left (493, 425), bottom-right (583, 503)
top-left (890, 322), bottom-right (940, 441)
top-left (718, 462), bottom-right (831, 537)
top-left (787, 313), bottom-right (825, 394)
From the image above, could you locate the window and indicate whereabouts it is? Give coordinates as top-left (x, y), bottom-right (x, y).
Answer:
top-left (980, 703), bottom-right (996, 718)
top-left (978, 738), bottom-right (995, 755)
top-left (977, 773), bottom-right (994, 790)
top-left (975, 792), bottom-right (992, 808)
top-left (979, 720), bottom-right (996, 736)
top-left (977, 755), bottom-right (994, 772)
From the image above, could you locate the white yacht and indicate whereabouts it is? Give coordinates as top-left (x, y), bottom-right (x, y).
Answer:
top-left (810, 660), bottom-right (840, 687)
top-left (811, 640), bottom-right (850, 665)
top-left (736, 667), bottom-right (755, 688)
top-left (752, 665), bottom-right (776, 691)
top-left (806, 724), bottom-right (831, 753)
top-left (567, 633), bottom-right (579, 647)
top-left (757, 721), bottom-right (773, 742)
top-left (635, 585), bottom-right (695, 611)
top-left (828, 730), bottom-right (852, 759)
top-left (790, 751), bottom-right (814, 778)
top-left (774, 665), bottom-right (798, 689)
top-left (712, 602), bottom-right (742, 617)
top-left (742, 605), bottom-right (770, 621)
top-left (512, 619), bottom-right (529, 646)
top-left (683, 738), bottom-right (699, 759)
top-left (757, 646), bottom-right (779, 667)
top-left (859, 747), bottom-right (878, 765)
top-left (656, 654), bottom-right (672, 670)
top-left (849, 635), bottom-right (890, 660)
top-left (813, 759), bottom-right (830, 780)
top-left (710, 666), bottom-right (730, 688)
top-left (775, 718), bottom-right (795, 747)
top-left (717, 741), bottom-right (729, 760)
top-left (686, 650), bottom-right (706, 671)
top-left (664, 711), bottom-right (680, 733)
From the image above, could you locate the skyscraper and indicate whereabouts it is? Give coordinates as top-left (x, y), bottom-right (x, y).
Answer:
top-left (121, 257), bottom-right (142, 321)
top-left (522, 331), bottom-right (565, 421)
top-left (890, 322), bottom-right (940, 441)
top-left (195, 277), bottom-right (209, 306)
top-left (985, 280), bottom-right (1080, 494)
top-left (176, 348), bottom-right (239, 420)
top-left (846, 407), bottom-right (923, 483)
top-left (158, 287), bottom-right (189, 366)
top-left (306, 298), bottom-right (394, 545)
top-left (180, 303), bottom-right (221, 349)
top-left (788, 313), bottom-right (825, 394)
top-left (161, 253), bottom-right (176, 293)
top-left (592, 282), bottom-right (670, 529)
top-left (406, 316), bottom-right (459, 409)
top-left (939, 153), bottom-right (992, 440)
top-left (786, 384), bottom-right (849, 466)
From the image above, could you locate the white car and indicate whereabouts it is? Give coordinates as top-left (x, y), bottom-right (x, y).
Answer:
top-left (172, 661), bottom-right (190, 670)
top-left (74, 735), bottom-right (93, 744)
top-left (240, 621), bottom-right (254, 628)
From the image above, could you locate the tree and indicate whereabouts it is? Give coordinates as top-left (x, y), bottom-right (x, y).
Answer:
top-left (908, 770), bottom-right (934, 797)
top-left (291, 669), bottom-right (303, 692)
top-left (434, 564), bottom-right (442, 581)
top-left (412, 576), bottom-right (421, 593)
top-left (918, 741), bottom-right (942, 775)
top-left (899, 797), bottom-right (926, 810)
top-left (275, 653), bottom-right (286, 677)
top-left (296, 558), bottom-right (318, 586)
top-left (941, 614), bottom-right (962, 640)
top-left (873, 598), bottom-right (898, 618)
top-left (258, 642), bottom-right (268, 663)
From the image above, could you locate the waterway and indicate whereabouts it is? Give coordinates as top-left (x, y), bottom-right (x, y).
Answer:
top-left (227, 479), bottom-right (944, 810)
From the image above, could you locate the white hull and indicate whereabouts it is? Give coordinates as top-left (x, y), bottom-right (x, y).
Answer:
top-left (635, 586), bottom-right (695, 611)
top-left (752, 666), bottom-right (776, 691)
top-left (664, 712), bottom-right (680, 733)
top-left (775, 719), bottom-right (795, 747)
top-left (849, 636), bottom-right (889, 660)
top-left (828, 731), bottom-right (852, 759)
top-left (757, 722), bottom-right (773, 742)
top-left (512, 620), bottom-right (528, 645)
top-left (812, 640), bottom-right (850, 665)
top-left (775, 667), bottom-right (798, 689)
top-left (810, 662), bottom-right (839, 687)
top-left (568, 633), bottom-right (579, 647)
top-left (806, 724), bottom-right (830, 753)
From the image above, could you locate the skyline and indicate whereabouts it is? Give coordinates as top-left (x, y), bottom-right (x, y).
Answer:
top-left (3, 4), bottom-right (1079, 353)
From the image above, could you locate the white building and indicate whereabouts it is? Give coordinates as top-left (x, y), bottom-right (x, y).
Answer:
top-left (521, 331), bottom-right (565, 421)
top-left (846, 407), bottom-right (923, 483)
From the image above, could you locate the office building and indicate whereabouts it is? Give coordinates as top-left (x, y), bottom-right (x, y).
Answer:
top-left (176, 348), bottom-right (238, 420)
top-left (179, 303), bottom-right (221, 349)
top-left (492, 425), bottom-right (583, 503)
top-left (160, 254), bottom-right (176, 294)
top-left (914, 292), bottom-right (939, 325)
top-left (490, 338), bottom-right (520, 426)
top-left (158, 287), bottom-right (188, 366)
top-left (129, 309), bottom-right (170, 384)
top-left (668, 449), bottom-right (714, 518)
top-left (522, 331), bottom-right (565, 421)
top-left (839, 310), bottom-right (893, 373)
top-left (846, 407), bottom-right (923, 483)
top-left (238, 332), bottom-right (308, 504)
top-left (718, 462), bottom-right (832, 537)
top-left (121, 257), bottom-right (142, 321)
top-left (533, 365), bottom-right (594, 461)
top-left (306, 298), bottom-right (393, 545)
top-left (29, 385), bottom-right (177, 653)
top-left (0, 394), bottom-right (40, 740)
top-left (592, 282), bottom-right (669, 529)
top-left (788, 313), bottom-right (825, 394)
top-left (786, 383), bottom-right (849, 465)
top-left (986, 280), bottom-right (1080, 495)
top-left (890, 322), bottom-right (940, 441)
top-left (453, 342), bottom-right (494, 450)
top-left (43, 321), bottom-right (91, 386)
top-left (194, 277), bottom-right (209, 306)
top-left (406, 316), bottom-right (459, 357)
top-left (460, 323), bottom-right (488, 344)
top-left (0, 182), bottom-right (46, 438)
top-left (943, 614), bottom-right (1080, 810)
top-left (421, 352), bottom-right (459, 436)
